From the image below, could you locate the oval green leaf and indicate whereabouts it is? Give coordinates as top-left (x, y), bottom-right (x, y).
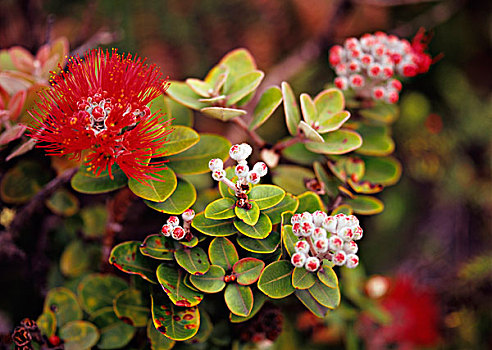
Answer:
top-left (281, 225), bottom-right (297, 257)
top-left (59, 320), bottom-right (99, 350)
top-left (192, 213), bottom-right (239, 237)
top-left (317, 260), bottom-right (338, 289)
top-left (174, 246), bottom-right (210, 276)
top-left (43, 288), bottom-right (82, 328)
top-left (297, 191), bottom-right (325, 213)
top-left (145, 177), bottom-right (196, 214)
top-left (208, 237), bottom-right (239, 271)
top-left (185, 78), bottom-right (212, 97)
top-left (272, 165), bottom-right (314, 195)
top-left (281, 81), bottom-right (301, 136)
top-left (305, 129), bottom-right (362, 155)
top-left (230, 291), bottom-right (267, 323)
top-left (249, 184), bottom-right (285, 210)
top-left (233, 258), bottom-right (265, 285)
top-left (91, 307), bottom-right (135, 349)
top-left (140, 234), bottom-right (174, 260)
top-left (355, 123), bottom-right (395, 156)
top-left (308, 280), bottom-right (340, 309)
top-left (226, 70), bottom-right (264, 106)
top-left (189, 265), bottom-right (226, 293)
top-left (236, 231), bottom-right (280, 253)
top-left (262, 193), bottom-right (299, 225)
top-left (147, 319), bottom-right (176, 350)
top-left (234, 201), bottom-right (260, 226)
top-left (71, 164), bottom-right (127, 194)
top-left (234, 213), bottom-right (272, 239)
top-left (166, 81), bottom-right (208, 110)
top-left (257, 260), bottom-right (294, 299)
top-left (292, 267), bottom-right (316, 290)
top-left (77, 274), bottom-right (128, 314)
top-left (0, 160), bottom-right (50, 203)
top-left (113, 289), bottom-right (149, 327)
top-left (205, 197), bottom-right (236, 219)
top-left (109, 241), bottom-right (158, 283)
top-left (318, 110), bottom-right (351, 133)
top-left (249, 86), bottom-right (282, 130)
top-left (295, 289), bottom-right (329, 318)
top-left (299, 120), bottom-right (324, 142)
top-left (200, 107), bottom-right (246, 121)
top-left (224, 284), bottom-right (253, 317)
top-left (345, 195), bottom-right (384, 215)
top-left (314, 88), bottom-right (344, 116)
top-left (128, 168), bottom-right (177, 202)
top-left (157, 126), bottom-right (199, 156)
top-left (156, 264), bottom-right (204, 307)
top-left (300, 93), bottom-right (317, 125)
top-left (361, 156), bottom-right (402, 186)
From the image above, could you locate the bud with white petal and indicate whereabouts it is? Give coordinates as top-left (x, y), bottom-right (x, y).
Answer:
top-left (323, 216), bottom-right (337, 233)
top-left (253, 162), bottom-right (268, 177)
top-left (333, 250), bottom-right (347, 266)
top-left (167, 216), bottom-right (180, 227)
top-left (339, 226), bottom-right (355, 241)
top-left (212, 169), bottom-right (226, 181)
top-left (246, 170), bottom-right (261, 185)
top-left (208, 158), bottom-right (223, 171)
top-left (300, 212), bottom-right (313, 223)
top-left (292, 223), bottom-right (302, 237)
top-left (172, 226), bottom-right (186, 240)
top-left (353, 226), bottom-right (363, 240)
top-left (240, 143), bottom-right (253, 160)
top-left (300, 221), bottom-right (315, 237)
top-left (229, 144), bottom-right (244, 161)
top-left (314, 238), bottom-right (329, 254)
top-left (235, 164), bottom-right (249, 178)
top-left (291, 214), bottom-right (301, 224)
top-left (343, 241), bottom-right (358, 254)
top-left (182, 209), bottom-right (195, 222)
top-left (312, 210), bottom-right (327, 226)
top-left (161, 224), bottom-right (173, 237)
top-left (346, 254), bottom-right (359, 268)
top-left (329, 235), bottom-right (344, 251)
top-left (295, 240), bottom-right (310, 254)
top-left (312, 227), bottom-right (327, 240)
top-left (305, 257), bottom-right (321, 272)
top-left (291, 252), bottom-right (307, 268)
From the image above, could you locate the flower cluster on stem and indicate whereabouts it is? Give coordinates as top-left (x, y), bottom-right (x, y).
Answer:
top-left (161, 209), bottom-right (195, 241)
top-left (291, 212), bottom-right (362, 272)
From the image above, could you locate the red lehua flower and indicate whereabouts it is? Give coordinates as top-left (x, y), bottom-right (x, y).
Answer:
top-left (28, 48), bottom-right (172, 182)
top-left (411, 28), bottom-right (439, 74)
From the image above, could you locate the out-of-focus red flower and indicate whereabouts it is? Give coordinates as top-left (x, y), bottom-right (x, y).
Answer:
top-left (29, 48), bottom-right (172, 182)
top-left (411, 28), bottom-right (439, 75)
top-left (358, 275), bottom-right (440, 349)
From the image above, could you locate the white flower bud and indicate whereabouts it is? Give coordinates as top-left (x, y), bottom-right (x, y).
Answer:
top-left (292, 223), bottom-right (302, 237)
top-left (345, 254), bottom-right (359, 268)
top-left (333, 250), bottom-right (347, 266)
top-left (161, 224), bottom-right (172, 237)
top-left (229, 144), bottom-right (244, 161)
top-left (291, 252), bottom-right (307, 268)
top-left (295, 240), bottom-right (310, 254)
top-left (339, 226), bottom-right (355, 241)
top-left (323, 216), bottom-right (337, 233)
top-left (212, 169), bottom-right (226, 181)
top-left (181, 209), bottom-right (195, 222)
top-left (312, 227), bottom-right (327, 240)
top-left (312, 210), bottom-right (327, 226)
top-left (235, 164), bottom-right (249, 178)
top-left (300, 222), bottom-right (315, 237)
top-left (353, 226), bottom-right (363, 240)
top-left (343, 241), bottom-right (358, 254)
top-left (246, 170), bottom-right (261, 185)
top-left (305, 257), bottom-right (321, 272)
top-left (314, 238), bottom-right (329, 254)
top-left (329, 235), bottom-right (344, 251)
top-left (291, 214), bottom-right (301, 224)
top-left (167, 216), bottom-right (180, 227)
top-left (208, 158), bottom-right (223, 171)
top-left (171, 225), bottom-right (186, 240)
top-left (300, 212), bottom-right (313, 223)
top-left (253, 162), bottom-right (268, 177)
top-left (240, 143), bottom-right (252, 160)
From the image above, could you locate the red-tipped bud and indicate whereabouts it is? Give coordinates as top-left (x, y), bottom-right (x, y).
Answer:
top-left (291, 252), bottom-right (307, 268)
top-left (312, 227), bottom-right (327, 240)
top-left (334, 76), bottom-right (348, 90)
top-left (389, 79), bottom-right (402, 91)
top-left (305, 257), bottom-right (321, 272)
top-left (329, 235), bottom-right (344, 251)
top-left (322, 216), bottom-right (337, 233)
top-left (161, 224), bottom-right (173, 237)
top-left (167, 216), bottom-right (180, 227)
top-left (373, 86), bottom-right (385, 100)
top-left (333, 250), bottom-right (347, 266)
top-left (235, 164), bottom-right (249, 178)
top-left (312, 210), bottom-right (327, 226)
top-left (253, 162), bottom-right (268, 177)
top-left (300, 221), bottom-right (315, 237)
top-left (212, 169), bottom-right (226, 181)
top-left (349, 74), bottom-right (365, 88)
top-left (343, 241), bottom-right (358, 254)
top-left (295, 240), bottom-right (310, 254)
top-left (182, 209), bottom-right (195, 222)
top-left (172, 226), bottom-right (186, 240)
top-left (314, 238), bottom-right (329, 253)
top-left (346, 254), bottom-right (359, 268)
top-left (209, 158), bottom-right (223, 171)
top-left (247, 170), bottom-right (261, 185)
top-left (292, 222), bottom-right (302, 236)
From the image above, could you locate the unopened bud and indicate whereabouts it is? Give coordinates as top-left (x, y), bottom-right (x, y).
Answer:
top-left (295, 240), bottom-right (310, 254)
top-left (291, 252), bottom-right (307, 268)
top-left (247, 170), bottom-right (261, 185)
top-left (305, 257), bottom-right (321, 272)
top-left (333, 250), bottom-right (347, 266)
top-left (182, 209), bottom-right (195, 222)
top-left (235, 164), bottom-right (249, 178)
top-left (167, 216), bottom-right (180, 227)
top-left (208, 158), bottom-right (223, 171)
top-left (314, 238), bottom-right (329, 253)
top-left (329, 235), bottom-right (344, 251)
top-left (212, 169), bottom-right (226, 181)
top-left (171, 226), bottom-right (186, 240)
top-left (345, 254), bottom-right (359, 268)
top-left (161, 224), bottom-right (173, 237)
top-left (253, 162), bottom-right (268, 177)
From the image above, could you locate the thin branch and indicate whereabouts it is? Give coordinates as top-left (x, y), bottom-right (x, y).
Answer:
top-left (272, 133), bottom-right (304, 152)
top-left (231, 117), bottom-right (266, 148)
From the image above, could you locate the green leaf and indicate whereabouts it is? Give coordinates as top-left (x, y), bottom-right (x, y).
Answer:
top-left (90, 307), bottom-right (135, 349)
top-left (230, 291), bottom-right (267, 323)
top-left (37, 311), bottom-right (57, 336)
top-left (234, 213), bottom-right (272, 239)
top-left (236, 231), bottom-right (280, 253)
top-left (305, 129), bottom-right (362, 155)
top-left (225, 70), bottom-right (264, 106)
top-left (204, 64), bottom-right (229, 88)
top-left (292, 267), bottom-right (316, 290)
top-left (208, 237), bottom-right (239, 271)
top-left (185, 78), bottom-right (212, 97)
top-left (59, 320), bottom-right (99, 350)
top-left (77, 274), bottom-right (128, 314)
top-left (151, 95), bottom-right (193, 127)
top-left (233, 258), bottom-right (265, 285)
top-left (359, 102), bottom-right (399, 123)
top-left (262, 193), bottom-right (299, 225)
top-left (179, 236), bottom-right (199, 248)
top-left (257, 260), bottom-right (294, 299)
top-left (192, 214), bottom-right (239, 237)
top-left (157, 126), bottom-right (199, 156)
top-left (234, 201), bottom-right (260, 226)
top-left (71, 165), bottom-right (127, 194)
top-left (128, 168), bottom-right (177, 202)
top-left (281, 225), bottom-right (297, 257)
top-left (205, 197), bottom-right (236, 219)
top-left (361, 156), bottom-right (402, 186)
top-left (80, 205), bottom-right (107, 238)
top-left (185, 309), bottom-right (213, 344)
top-left (249, 86), bottom-right (282, 130)
top-left (317, 111), bottom-right (351, 133)
top-left (345, 195), bottom-right (384, 215)
top-left (347, 179), bottom-right (384, 194)
top-left (189, 265), bottom-right (226, 293)
top-left (0, 160), bottom-right (50, 203)
top-left (249, 185), bottom-right (285, 210)
top-left (308, 280), bottom-right (340, 309)
top-left (166, 81), bottom-right (208, 110)
top-left (151, 293), bottom-right (200, 341)
top-left (60, 240), bottom-right (91, 278)
top-left (113, 289), bottom-right (149, 327)
top-left (167, 134), bottom-right (231, 175)
top-left (174, 246), bottom-right (211, 276)
top-left (109, 241), bottom-right (158, 283)
top-left (224, 284), bottom-right (253, 317)
top-left (331, 204), bottom-right (353, 215)
top-left (314, 88), bottom-right (344, 117)
top-left (300, 93), bottom-right (317, 126)
top-left (317, 260), bottom-right (338, 288)
top-left (355, 123), bottom-right (394, 156)
top-left (140, 234), bottom-right (174, 260)
top-left (297, 191), bottom-right (325, 213)
top-left (345, 157), bottom-right (365, 181)
top-left (46, 189), bottom-right (79, 216)
top-left (299, 120), bottom-right (324, 142)
top-left (200, 107), bottom-right (247, 121)
top-left (43, 288), bottom-right (82, 327)
top-left (272, 165), bottom-right (314, 195)
top-left (156, 264), bottom-right (204, 307)
top-left (220, 48), bottom-right (257, 92)
top-left (313, 161), bottom-right (341, 197)
top-left (218, 166), bottom-right (236, 198)
top-left (145, 177), bottom-right (196, 214)
top-left (295, 289), bottom-right (329, 318)
top-left (283, 141), bottom-right (325, 166)
top-left (147, 320), bottom-right (176, 350)
top-left (281, 82), bottom-right (301, 136)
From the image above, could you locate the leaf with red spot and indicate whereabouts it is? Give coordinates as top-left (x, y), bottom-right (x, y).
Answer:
top-left (151, 293), bottom-right (200, 341)
top-left (109, 241), bottom-right (158, 283)
top-left (232, 258), bottom-right (265, 285)
top-left (156, 264), bottom-right (204, 307)
top-left (174, 246), bottom-right (210, 276)
top-left (140, 234), bottom-right (175, 260)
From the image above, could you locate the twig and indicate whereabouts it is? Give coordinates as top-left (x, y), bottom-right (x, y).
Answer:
top-left (272, 133), bottom-right (304, 152)
top-left (328, 194), bottom-right (343, 212)
top-left (231, 117), bottom-right (266, 148)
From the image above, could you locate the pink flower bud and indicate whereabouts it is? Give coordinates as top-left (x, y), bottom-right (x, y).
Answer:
top-left (212, 169), bottom-right (226, 181)
top-left (335, 63), bottom-right (348, 76)
top-left (253, 162), bottom-right (268, 177)
top-left (347, 215), bottom-right (359, 227)
top-left (240, 143), bottom-right (253, 159)
top-left (333, 250), bottom-right (347, 266)
top-left (182, 209), bottom-right (195, 222)
top-left (348, 60), bottom-right (361, 73)
top-left (314, 238), bottom-right (329, 254)
top-left (300, 212), bottom-right (313, 223)
top-left (292, 222), bottom-right (302, 236)
top-left (312, 210), bottom-right (327, 226)
top-left (161, 224), bottom-right (172, 237)
top-left (368, 63), bottom-right (382, 78)
top-left (349, 74), bottom-right (365, 88)
top-left (373, 86), bottom-right (385, 100)
top-left (329, 50), bottom-right (342, 66)
top-left (334, 76), bottom-right (348, 90)
top-left (322, 216), bottom-right (337, 233)
top-left (171, 226), bottom-right (186, 240)
top-left (167, 216), bottom-right (180, 227)
top-left (360, 54), bottom-right (374, 67)
top-left (382, 65), bottom-right (394, 78)
top-left (312, 227), bottom-right (327, 240)
top-left (401, 63), bottom-right (418, 77)
top-left (208, 158), bottom-right (223, 171)
top-left (295, 240), bottom-right (310, 254)
top-left (343, 241), bottom-right (358, 254)
top-left (291, 214), bottom-right (301, 224)
top-left (246, 170), bottom-right (261, 185)
top-left (329, 235), bottom-right (344, 251)
top-left (346, 254), bottom-right (359, 268)
top-left (349, 49), bottom-right (361, 59)
top-left (300, 221), bottom-right (315, 237)
top-left (229, 144), bottom-right (243, 161)
top-left (305, 257), bottom-right (321, 272)
top-left (339, 226), bottom-right (355, 241)
top-left (291, 252), bottom-right (307, 268)
top-left (385, 90), bottom-right (399, 104)
top-left (344, 37), bottom-right (360, 51)
top-left (389, 79), bottom-right (402, 91)
top-left (235, 164), bottom-right (249, 178)
top-left (353, 226), bottom-right (363, 240)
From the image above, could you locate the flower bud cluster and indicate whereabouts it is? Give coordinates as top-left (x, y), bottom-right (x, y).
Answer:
top-left (209, 143), bottom-right (268, 188)
top-left (329, 31), bottom-right (432, 104)
top-left (160, 209), bottom-right (195, 241)
top-left (290, 212), bottom-right (362, 272)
